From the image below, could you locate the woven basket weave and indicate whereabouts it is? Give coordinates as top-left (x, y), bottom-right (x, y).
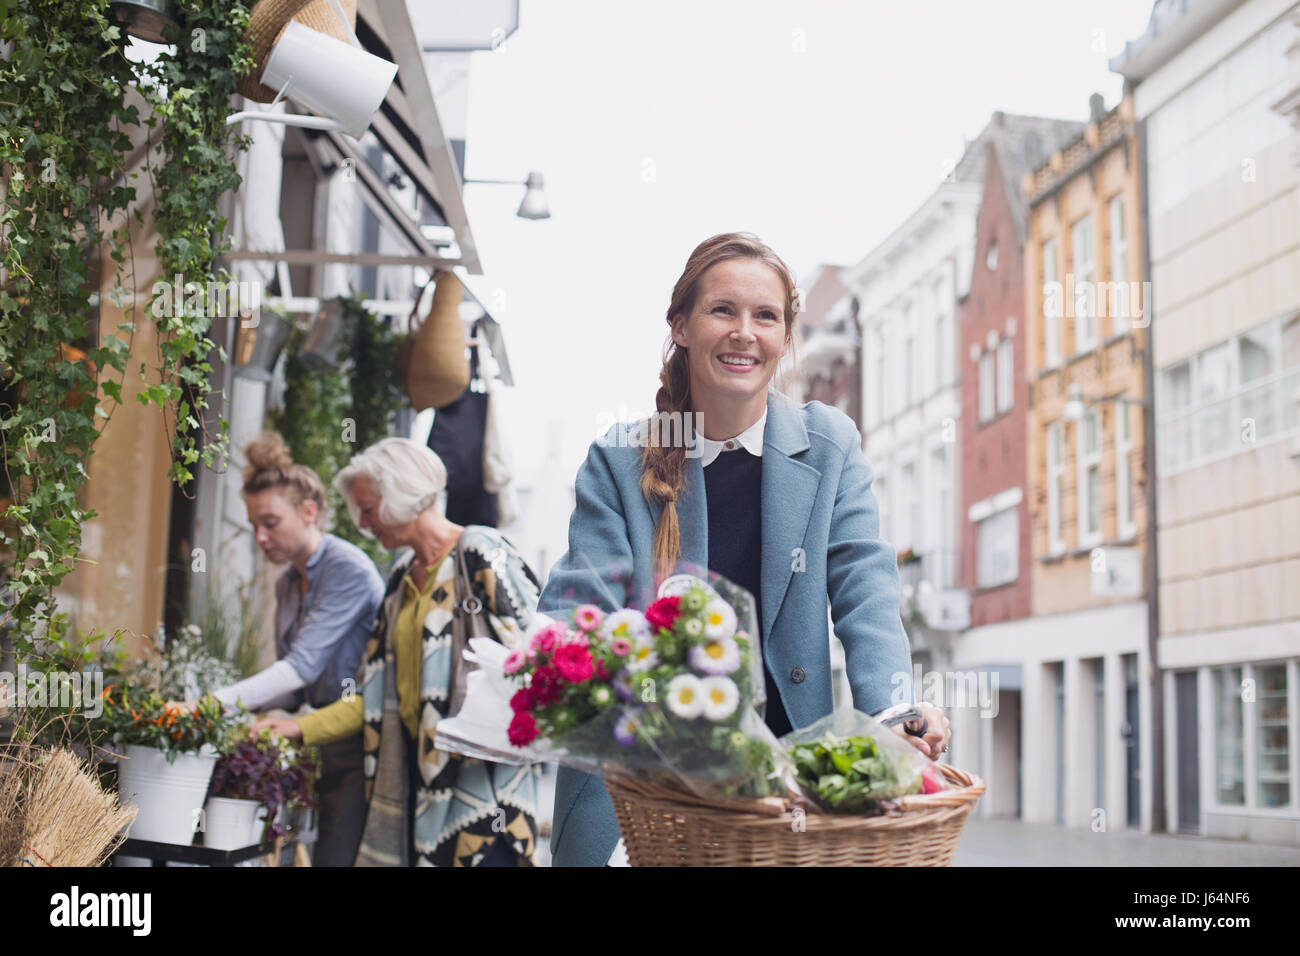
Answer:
top-left (605, 763), bottom-right (985, 867)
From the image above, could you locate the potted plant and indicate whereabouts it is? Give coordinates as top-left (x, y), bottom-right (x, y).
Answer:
top-left (98, 685), bottom-right (235, 846)
top-left (204, 728), bottom-right (318, 851)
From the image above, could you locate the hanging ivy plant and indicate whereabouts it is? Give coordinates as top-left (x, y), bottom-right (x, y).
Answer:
top-left (0, 0), bottom-right (251, 650)
top-left (272, 291), bottom-right (404, 569)
top-left (134, 0), bottom-right (252, 486)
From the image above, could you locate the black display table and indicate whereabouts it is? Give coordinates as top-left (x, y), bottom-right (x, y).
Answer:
top-left (115, 829), bottom-right (298, 867)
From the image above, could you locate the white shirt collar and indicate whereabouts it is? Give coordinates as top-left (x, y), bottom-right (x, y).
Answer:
top-left (697, 408), bottom-right (767, 467)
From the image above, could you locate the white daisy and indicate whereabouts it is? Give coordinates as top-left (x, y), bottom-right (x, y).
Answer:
top-left (688, 636), bottom-right (741, 675)
top-left (702, 597), bottom-right (737, 641)
top-left (700, 676), bottom-right (740, 722)
top-left (665, 674), bottom-right (706, 719)
top-left (625, 633), bottom-right (660, 674)
top-left (599, 608), bottom-right (650, 644)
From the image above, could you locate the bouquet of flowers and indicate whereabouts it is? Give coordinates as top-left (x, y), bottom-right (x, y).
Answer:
top-left (436, 567), bottom-right (790, 799)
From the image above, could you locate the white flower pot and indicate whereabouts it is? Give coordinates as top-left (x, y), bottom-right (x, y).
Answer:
top-left (115, 743), bottom-right (218, 846)
top-left (203, 796), bottom-right (265, 851)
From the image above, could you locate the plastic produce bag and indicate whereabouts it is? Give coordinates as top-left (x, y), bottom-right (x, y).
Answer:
top-left (780, 706), bottom-right (945, 813)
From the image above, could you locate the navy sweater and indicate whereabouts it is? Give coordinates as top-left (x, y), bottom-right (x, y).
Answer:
top-left (703, 448), bottom-right (793, 737)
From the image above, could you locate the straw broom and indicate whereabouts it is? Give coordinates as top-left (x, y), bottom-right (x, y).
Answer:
top-left (11, 748), bottom-right (138, 867)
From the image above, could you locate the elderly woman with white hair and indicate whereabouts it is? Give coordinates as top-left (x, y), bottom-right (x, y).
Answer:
top-left (255, 437), bottom-right (543, 867)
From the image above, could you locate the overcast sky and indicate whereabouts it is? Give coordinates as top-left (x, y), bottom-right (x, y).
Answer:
top-left (459, 0), bottom-right (1156, 483)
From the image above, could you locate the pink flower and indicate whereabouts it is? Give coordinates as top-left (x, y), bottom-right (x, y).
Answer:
top-left (509, 687), bottom-right (535, 713)
top-left (508, 711), bottom-right (539, 747)
top-left (645, 595), bottom-right (681, 634)
top-left (553, 643), bottom-right (595, 684)
top-left (529, 621), bottom-right (568, 657)
top-left (574, 604), bottom-right (604, 632)
top-left (594, 659), bottom-right (610, 681)
top-left (503, 649), bottom-right (527, 675)
top-left (610, 638), bottom-right (632, 658)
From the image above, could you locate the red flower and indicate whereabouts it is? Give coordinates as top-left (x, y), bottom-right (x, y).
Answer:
top-left (594, 659), bottom-right (610, 681)
top-left (554, 643), bottom-right (595, 683)
top-left (508, 711), bottom-right (539, 747)
top-left (530, 665), bottom-right (561, 705)
top-left (509, 687), bottom-right (535, 713)
top-left (645, 595), bottom-right (681, 634)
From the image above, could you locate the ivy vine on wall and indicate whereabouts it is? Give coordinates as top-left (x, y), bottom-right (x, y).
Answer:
top-left (0, 0), bottom-right (251, 650)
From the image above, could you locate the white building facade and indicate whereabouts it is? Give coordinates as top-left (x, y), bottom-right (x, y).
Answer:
top-left (847, 161), bottom-right (983, 680)
top-left (1115, 0), bottom-right (1300, 844)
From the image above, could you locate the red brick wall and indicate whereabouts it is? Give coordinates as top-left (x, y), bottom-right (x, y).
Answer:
top-left (960, 147), bottom-right (1032, 627)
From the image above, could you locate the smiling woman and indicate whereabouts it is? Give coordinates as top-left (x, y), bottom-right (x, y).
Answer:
top-left (539, 232), bottom-right (952, 866)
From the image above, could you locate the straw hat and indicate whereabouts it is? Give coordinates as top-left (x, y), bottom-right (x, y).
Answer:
top-left (238, 0), bottom-right (360, 103)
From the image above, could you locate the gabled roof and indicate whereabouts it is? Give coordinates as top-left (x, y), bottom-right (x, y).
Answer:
top-left (979, 112), bottom-right (1086, 243)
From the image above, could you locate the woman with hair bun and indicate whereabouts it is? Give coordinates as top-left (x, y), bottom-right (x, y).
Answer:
top-left (539, 232), bottom-right (952, 866)
top-left (190, 431), bottom-right (385, 866)
top-left (254, 437), bottom-right (545, 867)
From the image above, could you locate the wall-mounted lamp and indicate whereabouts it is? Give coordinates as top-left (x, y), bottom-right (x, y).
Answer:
top-left (464, 171), bottom-right (550, 220)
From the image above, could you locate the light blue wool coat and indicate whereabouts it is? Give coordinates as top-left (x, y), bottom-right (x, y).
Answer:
top-left (537, 389), bottom-right (914, 866)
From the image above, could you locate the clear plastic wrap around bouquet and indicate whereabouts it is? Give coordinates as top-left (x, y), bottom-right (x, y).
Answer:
top-left (434, 559), bottom-right (791, 800)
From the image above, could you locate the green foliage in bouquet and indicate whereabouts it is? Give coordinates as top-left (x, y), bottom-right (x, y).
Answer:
top-left (791, 733), bottom-right (922, 811)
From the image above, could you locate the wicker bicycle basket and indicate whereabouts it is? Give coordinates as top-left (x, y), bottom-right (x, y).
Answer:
top-left (605, 763), bottom-right (985, 866)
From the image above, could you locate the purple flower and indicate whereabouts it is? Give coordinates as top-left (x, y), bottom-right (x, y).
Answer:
top-left (613, 707), bottom-right (644, 749)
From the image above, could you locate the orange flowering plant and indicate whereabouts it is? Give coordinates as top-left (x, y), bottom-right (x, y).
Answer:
top-left (94, 683), bottom-right (237, 763)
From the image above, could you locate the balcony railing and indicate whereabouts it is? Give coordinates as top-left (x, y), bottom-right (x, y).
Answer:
top-left (897, 547), bottom-right (962, 594)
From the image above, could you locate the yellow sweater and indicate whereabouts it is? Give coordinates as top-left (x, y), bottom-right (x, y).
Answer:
top-left (297, 560), bottom-right (444, 746)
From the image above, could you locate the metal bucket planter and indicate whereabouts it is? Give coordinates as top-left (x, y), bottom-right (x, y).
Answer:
top-left (202, 796), bottom-right (265, 851)
top-left (115, 743), bottom-right (218, 846)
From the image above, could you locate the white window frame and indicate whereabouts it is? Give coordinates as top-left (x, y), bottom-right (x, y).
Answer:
top-left (1156, 313), bottom-right (1300, 476)
top-left (1046, 420), bottom-right (1064, 555)
top-left (903, 312), bottom-right (916, 407)
top-left (978, 350), bottom-right (995, 423)
top-left (1076, 409), bottom-right (1102, 548)
top-left (1072, 215), bottom-right (1097, 353)
top-left (899, 459), bottom-right (917, 553)
top-left (934, 282), bottom-right (951, 390)
top-left (1043, 237), bottom-right (1061, 368)
top-left (1212, 660), bottom-right (1296, 814)
top-left (1109, 194), bottom-right (1129, 335)
top-left (996, 337), bottom-right (1013, 414)
top-left (974, 500), bottom-right (1019, 589)
top-left (1116, 400), bottom-right (1136, 539)
top-left (930, 444), bottom-right (952, 589)
top-left (872, 327), bottom-right (886, 428)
